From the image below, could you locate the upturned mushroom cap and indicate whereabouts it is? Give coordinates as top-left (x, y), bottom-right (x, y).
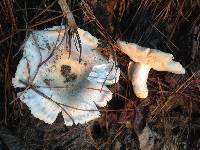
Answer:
top-left (118, 41), bottom-right (185, 74)
top-left (13, 26), bottom-right (120, 125)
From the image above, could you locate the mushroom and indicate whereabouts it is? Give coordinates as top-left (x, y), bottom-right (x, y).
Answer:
top-left (118, 41), bottom-right (185, 99)
top-left (13, 25), bottom-right (186, 125)
top-left (13, 26), bottom-right (120, 126)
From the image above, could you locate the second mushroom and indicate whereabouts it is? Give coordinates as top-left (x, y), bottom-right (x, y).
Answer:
top-left (118, 41), bottom-right (185, 98)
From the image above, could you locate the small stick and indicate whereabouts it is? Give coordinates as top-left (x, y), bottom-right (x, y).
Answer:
top-left (58, 0), bottom-right (82, 62)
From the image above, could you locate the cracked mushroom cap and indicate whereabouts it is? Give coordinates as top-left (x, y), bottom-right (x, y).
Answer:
top-left (12, 26), bottom-right (120, 126)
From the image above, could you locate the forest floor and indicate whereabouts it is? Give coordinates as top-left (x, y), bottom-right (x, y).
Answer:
top-left (0, 0), bottom-right (200, 149)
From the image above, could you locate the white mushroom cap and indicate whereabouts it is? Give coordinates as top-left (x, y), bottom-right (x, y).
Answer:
top-left (13, 26), bottom-right (120, 125)
top-left (118, 41), bottom-right (185, 98)
top-left (88, 58), bottom-right (120, 85)
top-left (118, 41), bottom-right (185, 74)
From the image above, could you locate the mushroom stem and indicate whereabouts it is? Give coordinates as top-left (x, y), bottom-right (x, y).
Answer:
top-left (128, 62), bottom-right (151, 99)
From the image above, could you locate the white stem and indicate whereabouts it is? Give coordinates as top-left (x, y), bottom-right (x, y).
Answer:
top-left (128, 62), bottom-right (151, 98)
